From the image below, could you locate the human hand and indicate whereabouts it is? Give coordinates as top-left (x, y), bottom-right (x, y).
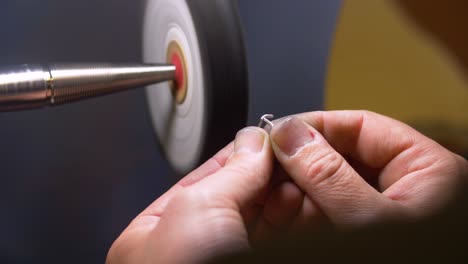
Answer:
top-left (266, 110), bottom-right (468, 230)
top-left (107, 110), bottom-right (468, 263)
top-left (106, 127), bottom-right (274, 263)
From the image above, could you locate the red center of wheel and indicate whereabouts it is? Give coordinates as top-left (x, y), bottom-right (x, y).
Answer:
top-left (171, 53), bottom-right (184, 91)
top-left (167, 41), bottom-right (187, 104)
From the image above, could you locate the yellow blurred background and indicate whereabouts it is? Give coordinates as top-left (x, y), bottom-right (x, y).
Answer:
top-left (326, 0), bottom-right (468, 156)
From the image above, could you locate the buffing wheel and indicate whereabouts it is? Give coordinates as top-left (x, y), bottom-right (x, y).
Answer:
top-left (143, 0), bottom-right (248, 175)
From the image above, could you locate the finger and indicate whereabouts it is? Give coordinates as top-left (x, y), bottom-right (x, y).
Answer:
top-left (241, 204), bottom-right (263, 232)
top-left (131, 142), bottom-right (235, 227)
top-left (251, 181), bottom-right (303, 242)
top-left (382, 152), bottom-right (468, 217)
top-left (295, 110), bottom-right (447, 191)
top-left (252, 184), bottom-right (330, 242)
top-left (194, 127), bottom-right (274, 210)
top-left (296, 111), bottom-right (467, 218)
top-left (146, 127), bottom-right (273, 261)
top-left (290, 195), bottom-right (331, 232)
top-left (250, 219), bottom-right (276, 244)
top-left (270, 117), bottom-right (399, 227)
top-left (263, 181), bottom-right (303, 228)
top-left (111, 131), bottom-right (266, 262)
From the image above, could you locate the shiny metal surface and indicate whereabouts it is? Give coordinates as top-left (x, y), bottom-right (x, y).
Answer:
top-left (258, 114), bottom-right (274, 128)
top-left (0, 63), bottom-right (175, 111)
top-left (0, 64), bottom-right (50, 111)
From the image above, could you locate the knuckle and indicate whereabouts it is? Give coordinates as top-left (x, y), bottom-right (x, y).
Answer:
top-left (171, 187), bottom-right (203, 206)
top-left (301, 149), bottom-right (348, 187)
top-left (227, 155), bottom-right (266, 180)
top-left (457, 155), bottom-right (468, 177)
top-left (227, 162), bottom-right (265, 187)
top-left (450, 154), bottom-right (468, 185)
top-left (359, 109), bottom-right (376, 117)
top-left (226, 158), bottom-right (256, 177)
top-left (434, 152), bottom-right (468, 182)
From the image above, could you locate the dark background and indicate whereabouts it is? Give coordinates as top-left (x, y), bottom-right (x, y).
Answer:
top-left (0, 0), bottom-right (341, 262)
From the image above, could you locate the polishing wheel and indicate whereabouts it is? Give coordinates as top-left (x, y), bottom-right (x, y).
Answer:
top-left (143, 0), bottom-right (248, 175)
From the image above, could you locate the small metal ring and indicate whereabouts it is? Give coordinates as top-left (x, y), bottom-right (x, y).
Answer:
top-left (258, 114), bottom-right (274, 130)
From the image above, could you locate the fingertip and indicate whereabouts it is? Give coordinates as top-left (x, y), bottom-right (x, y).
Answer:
top-left (227, 127), bottom-right (272, 164)
top-left (234, 127), bottom-right (269, 154)
top-left (226, 126), bottom-right (273, 169)
top-left (196, 127), bottom-right (274, 209)
top-left (270, 117), bottom-right (316, 157)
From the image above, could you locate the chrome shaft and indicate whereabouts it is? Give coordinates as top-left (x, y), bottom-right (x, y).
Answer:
top-left (0, 63), bottom-right (176, 112)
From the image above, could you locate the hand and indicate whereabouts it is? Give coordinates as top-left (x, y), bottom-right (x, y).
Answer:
top-left (267, 111), bottom-right (468, 229)
top-left (106, 127), bottom-right (274, 263)
top-left (107, 110), bottom-right (468, 263)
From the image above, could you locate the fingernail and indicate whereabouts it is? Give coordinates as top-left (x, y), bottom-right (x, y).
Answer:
top-left (272, 117), bottom-right (314, 156)
top-left (235, 128), bottom-right (265, 154)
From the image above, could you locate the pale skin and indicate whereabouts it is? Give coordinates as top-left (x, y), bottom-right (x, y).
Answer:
top-left (106, 110), bottom-right (468, 263)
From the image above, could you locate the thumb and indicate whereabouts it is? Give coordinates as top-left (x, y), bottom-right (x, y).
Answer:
top-left (270, 117), bottom-right (400, 227)
top-left (143, 128), bottom-right (273, 263)
top-left (195, 127), bottom-right (273, 209)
